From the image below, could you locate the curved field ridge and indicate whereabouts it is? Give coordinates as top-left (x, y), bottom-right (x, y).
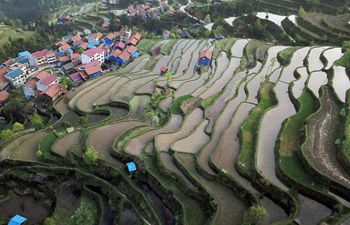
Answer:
top-left (302, 88), bottom-right (350, 188)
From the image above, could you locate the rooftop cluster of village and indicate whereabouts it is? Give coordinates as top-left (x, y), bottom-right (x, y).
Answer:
top-left (0, 29), bottom-right (142, 108)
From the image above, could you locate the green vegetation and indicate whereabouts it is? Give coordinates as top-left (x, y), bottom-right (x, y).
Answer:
top-left (31, 113), bottom-right (44, 130)
top-left (137, 39), bottom-right (161, 54)
top-left (278, 91), bottom-right (324, 190)
top-left (83, 146), bottom-right (98, 164)
top-left (0, 129), bottom-right (14, 141)
top-left (161, 40), bottom-right (177, 55)
top-left (237, 82), bottom-right (277, 177)
top-left (12, 122), bottom-right (24, 132)
top-left (340, 92), bottom-right (350, 168)
top-left (170, 95), bottom-right (193, 114)
top-left (38, 133), bottom-right (58, 159)
top-left (213, 38), bottom-right (236, 58)
top-left (69, 196), bottom-right (97, 225)
top-left (201, 92), bottom-right (221, 109)
top-left (242, 205), bottom-right (269, 225)
top-left (278, 47), bottom-right (299, 66)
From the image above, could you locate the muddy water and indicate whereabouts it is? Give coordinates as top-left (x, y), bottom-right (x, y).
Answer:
top-left (177, 153), bottom-right (246, 225)
top-left (126, 115), bottom-right (183, 156)
top-left (192, 52), bottom-right (229, 97)
top-left (279, 47), bottom-right (310, 83)
top-left (10, 132), bottom-right (48, 162)
top-left (120, 202), bottom-right (139, 225)
top-left (88, 121), bottom-right (144, 164)
top-left (159, 152), bottom-right (196, 189)
top-left (95, 77), bottom-right (129, 105)
top-left (295, 195), bottom-right (332, 225)
top-left (292, 67), bottom-right (309, 99)
top-left (249, 62), bottom-right (262, 74)
top-left (0, 194), bottom-right (50, 223)
top-left (246, 46), bottom-right (287, 104)
top-left (256, 82), bottom-right (295, 191)
top-left (135, 181), bottom-right (175, 225)
top-left (172, 120), bottom-right (209, 153)
top-left (200, 58), bottom-right (241, 99)
top-left (211, 103), bottom-right (254, 181)
top-left (308, 47), bottom-right (330, 72)
top-left (156, 108), bottom-right (204, 152)
top-left (307, 71), bottom-right (328, 98)
top-left (88, 113), bottom-right (109, 124)
top-left (53, 131), bottom-right (81, 157)
top-left (231, 39), bottom-right (249, 58)
top-left (268, 67), bottom-right (282, 83)
top-left (206, 70), bottom-right (246, 133)
top-left (323, 48), bottom-right (343, 70)
top-left (69, 76), bottom-right (115, 109)
top-left (256, 12), bottom-right (287, 27)
top-left (332, 66), bottom-right (350, 103)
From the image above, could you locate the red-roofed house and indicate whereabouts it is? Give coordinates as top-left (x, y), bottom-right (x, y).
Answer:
top-left (32, 49), bottom-right (50, 66)
top-left (69, 72), bottom-right (84, 85)
top-left (114, 41), bottom-right (126, 51)
top-left (198, 50), bottom-right (213, 66)
top-left (160, 66), bottom-right (168, 74)
top-left (42, 84), bottom-right (63, 101)
top-left (110, 51), bottom-right (131, 65)
top-left (129, 37), bottom-right (139, 46)
top-left (46, 53), bottom-right (56, 64)
top-left (70, 53), bottom-right (80, 62)
top-left (0, 67), bottom-right (9, 90)
top-left (83, 61), bottom-right (102, 79)
top-left (36, 74), bottom-right (59, 92)
top-left (81, 48), bottom-right (105, 64)
top-left (0, 90), bottom-right (9, 106)
top-left (59, 43), bottom-right (71, 52)
top-left (71, 35), bottom-right (82, 43)
top-left (34, 71), bottom-right (49, 81)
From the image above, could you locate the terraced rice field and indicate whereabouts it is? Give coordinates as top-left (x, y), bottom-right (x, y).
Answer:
top-left (2, 38), bottom-right (350, 225)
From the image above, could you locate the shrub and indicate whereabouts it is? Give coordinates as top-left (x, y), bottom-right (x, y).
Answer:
top-left (0, 129), bottom-right (14, 141)
top-left (83, 147), bottom-right (98, 165)
top-left (31, 113), bottom-right (44, 130)
top-left (12, 122), bottom-right (24, 132)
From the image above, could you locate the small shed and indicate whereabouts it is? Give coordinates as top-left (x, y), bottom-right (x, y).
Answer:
top-left (198, 50), bottom-right (213, 67)
top-left (126, 162), bottom-right (137, 173)
top-left (160, 66), bottom-right (168, 75)
top-left (8, 215), bottom-right (27, 225)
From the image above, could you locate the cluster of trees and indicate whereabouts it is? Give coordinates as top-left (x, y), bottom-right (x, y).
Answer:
top-left (83, 146), bottom-right (98, 164)
top-left (0, 122), bottom-right (24, 141)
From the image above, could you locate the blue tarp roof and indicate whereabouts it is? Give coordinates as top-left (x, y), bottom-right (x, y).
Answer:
top-left (126, 162), bottom-right (137, 172)
top-left (55, 52), bottom-right (65, 58)
top-left (104, 38), bottom-right (113, 46)
top-left (18, 51), bottom-right (31, 57)
top-left (6, 68), bottom-right (23, 79)
top-left (8, 215), bottom-right (27, 225)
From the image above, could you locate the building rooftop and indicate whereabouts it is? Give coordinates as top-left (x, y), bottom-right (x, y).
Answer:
top-left (8, 215), bottom-right (27, 225)
top-left (0, 90), bottom-right (9, 102)
top-left (126, 162), bottom-right (137, 172)
top-left (83, 48), bottom-right (104, 57)
top-left (5, 68), bottom-right (23, 79)
top-left (40, 74), bottom-right (58, 86)
top-left (32, 49), bottom-right (49, 59)
top-left (34, 71), bottom-right (50, 81)
top-left (42, 84), bottom-right (62, 98)
top-left (18, 51), bottom-right (31, 57)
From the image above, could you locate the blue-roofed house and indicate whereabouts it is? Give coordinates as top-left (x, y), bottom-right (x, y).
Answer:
top-left (197, 50), bottom-right (213, 67)
top-left (5, 68), bottom-right (26, 87)
top-left (18, 51), bottom-right (31, 57)
top-left (126, 162), bottom-right (137, 173)
top-left (8, 215), bottom-right (27, 225)
top-left (62, 34), bottom-right (73, 40)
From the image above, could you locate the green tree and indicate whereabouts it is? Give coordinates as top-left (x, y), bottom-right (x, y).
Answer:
top-left (164, 72), bottom-right (173, 87)
top-left (44, 217), bottom-right (56, 225)
top-left (60, 76), bottom-right (73, 92)
top-left (31, 114), bottom-right (44, 130)
top-left (12, 122), bottom-right (24, 132)
top-left (83, 147), bottom-right (98, 164)
top-left (36, 149), bottom-right (43, 158)
top-left (69, 199), bottom-right (96, 225)
top-left (0, 129), bottom-right (14, 141)
top-left (242, 205), bottom-right (269, 225)
top-left (298, 7), bottom-right (306, 15)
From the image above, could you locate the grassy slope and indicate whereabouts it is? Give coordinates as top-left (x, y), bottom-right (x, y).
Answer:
top-left (278, 90), bottom-right (324, 191)
top-left (236, 81), bottom-right (277, 177)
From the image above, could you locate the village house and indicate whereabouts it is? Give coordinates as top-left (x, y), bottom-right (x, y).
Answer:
top-left (125, 45), bottom-right (140, 58)
top-left (0, 66), bottom-right (9, 90)
top-left (160, 66), bottom-right (168, 75)
top-left (81, 48), bottom-right (105, 64)
top-left (110, 51), bottom-right (131, 65)
top-left (36, 74), bottom-right (59, 92)
top-left (23, 79), bottom-right (37, 100)
top-left (5, 68), bottom-right (26, 87)
top-left (114, 41), bottom-right (126, 51)
top-left (32, 49), bottom-right (49, 66)
top-left (128, 33), bottom-right (142, 46)
top-left (45, 53), bottom-right (57, 64)
top-left (0, 90), bottom-right (9, 107)
top-left (198, 50), bottom-right (213, 67)
top-left (80, 61), bottom-right (103, 79)
top-left (42, 83), bottom-right (63, 101)
top-left (69, 72), bottom-right (84, 85)
top-left (8, 215), bottom-right (27, 225)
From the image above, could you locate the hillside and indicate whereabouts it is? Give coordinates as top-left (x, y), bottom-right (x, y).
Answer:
top-left (1, 38), bottom-right (350, 224)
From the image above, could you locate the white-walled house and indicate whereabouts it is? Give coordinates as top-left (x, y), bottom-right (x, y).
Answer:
top-left (81, 48), bottom-right (105, 64)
